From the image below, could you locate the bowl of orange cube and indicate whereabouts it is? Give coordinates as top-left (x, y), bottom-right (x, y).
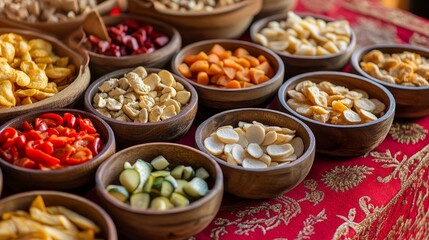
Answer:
top-left (171, 39), bottom-right (285, 109)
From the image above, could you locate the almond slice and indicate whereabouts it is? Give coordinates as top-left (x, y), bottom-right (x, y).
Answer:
top-left (290, 137), bottom-right (304, 157)
top-left (266, 143), bottom-right (294, 158)
top-left (245, 124), bottom-right (265, 144)
top-left (242, 158), bottom-right (268, 169)
top-left (216, 128), bottom-right (239, 144)
top-left (246, 143), bottom-right (264, 158)
top-left (262, 130), bottom-right (277, 146)
top-left (231, 144), bottom-right (246, 164)
top-left (203, 136), bottom-right (224, 155)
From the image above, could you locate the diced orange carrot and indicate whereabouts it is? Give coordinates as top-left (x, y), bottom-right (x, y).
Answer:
top-left (178, 63), bottom-right (192, 78)
top-left (241, 82), bottom-right (255, 88)
top-left (208, 53), bottom-right (220, 64)
top-left (189, 60), bottom-right (209, 73)
top-left (197, 51), bottom-right (209, 61)
top-left (256, 61), bottom-right (274, 78)
top-left (210, 75), bottom-right (221, 84)
top-left (184, 54), bottom-right (199, 65)
top-left (226, 80), bottom-right (241, 89)
top-left (258, 55), bottom-right (268, 63)
top-left (233, 47), bottom-right (250, 57)
top-left (223, 59), bottom-right (244, 71)
top-left (223, 66), bottom-right (237, 79)
top-left (244, 55), bottom-right (260, 67)
top-left (216, 76), bottom-right (230, 86)
top-left (210, 44), bottom-right (226, 56)
top-left (197, 72), bottom-right (209, 85)
top-left (218, 50), bottom-right (232, 60)
top-left (236, 58), bottom-right (251, 68)
top-left (236, 69), bottom-right (250, 82)
top-left (249, 68), bottom-right (268, 84)
top-left (207, 64), bottom-right (223, 75)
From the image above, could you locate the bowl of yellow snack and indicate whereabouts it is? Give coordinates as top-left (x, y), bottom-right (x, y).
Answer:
top-left (277, 71), bottom-right (395, 157)
top-left (0, 28), bottom-right (90, 123)
top-left (250, 11), bottom-right (356, 78)
top-left (351, 44), bottom-right (429, 118)
top-left (0, 190), bottom-right (117, 239)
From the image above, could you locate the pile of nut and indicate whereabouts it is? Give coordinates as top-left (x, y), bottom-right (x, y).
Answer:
top-left (0, 33), bottom-right (75, 108)
top-left (0, 0), bottom-right (100, 23)
top-left (93, 66), bottom-right (191, 123)
top-left (360, 50), bottom-right (429, 87)
top-left (150, 0), bottom-right (243, 12)
top-left (287, 80), bottom-right (386, 124)
top-left (255, 11), bottom-right (351, 56)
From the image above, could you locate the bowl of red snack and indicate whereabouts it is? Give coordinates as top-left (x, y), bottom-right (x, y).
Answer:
top-left (67, 14), bottom-right (181, 78)
top-left (0, 108), bottom-right (116, 192)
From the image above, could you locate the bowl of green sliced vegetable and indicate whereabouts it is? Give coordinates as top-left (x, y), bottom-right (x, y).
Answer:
top-left (95, 142), bottom-right (223, 240)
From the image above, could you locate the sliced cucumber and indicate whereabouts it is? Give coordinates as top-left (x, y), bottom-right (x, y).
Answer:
top-left (161, 180), bottom-right (174, 197)
top-left (170, 193), bottom-right (189, 208)
top-left (195, 167), bottom-right (210, 180)
top-left (107, 185), bottom-right (129, 202)
top-left (119, 169), bottom-right (140, 193)
top-left (164, 175), bottom-right (178, 188)
top-left (124, 162), bottom-right (133, 169)
top-left (151, 170), bottom-right (170, 178)
top-left (171, 165), bottom-right (184, 179)
top-left (132, 160), bottom-right (152, 193)
top-left (150, 155), bottom-right (170, 170)
top-left (183, 177), bottom-right (209, 198)
top-left (152, 177), bottom-right (164, 191)
top-left (130, 193), bottom-right (151, 209)
top-left (143, 175), bottom-right (154, 193)
top-left (182, 166), bottom-right (195, 180)
top-left (174, 179), bottom-right (188, 195)
top-left (150, 197), bottom-right (171, 211)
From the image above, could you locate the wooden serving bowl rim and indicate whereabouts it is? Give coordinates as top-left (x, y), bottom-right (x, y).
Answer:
top-left (171, 39), bottom-right (285, 93)
top-left (95, 142), bottom-right (223, 215)
top-left (0, 108), bottom-right (115, 175)
top-left (195, 108), bottom-right (316, 173)
top-left (249, 12), bottom-right (357, 60)
top-left (0, 190), bottom-right (117, 238)
top-left (84, 67), bottom-right (198, 126)
top-left (278, 71), bottom-right (396, 128)
top-left (351, 43), bottom-right (429, 91)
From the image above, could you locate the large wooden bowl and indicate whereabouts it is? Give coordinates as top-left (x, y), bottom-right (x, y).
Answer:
top-left (171, 39), bottom-right (285, 109)
top-left (0, 190), bottom-right (117, 239)
top-left (126, 0), bottom-right (262, 44)
top-left (255, 0), bottom-right (298, 19)
top-left (351, 44), bottom-right (429, 118)
top-left (0, 109), bottom-right (116, 192)
top-left (250, 13), bottom-right (356, 78)
top-left (66, 14), bottom-right (181, 78)
top-left (0, 0), bottom-right (117, 38)
top-left (195, 108), bottom-right (316, 199)
top-left (277, 71), bottom-right (395, 157)
top-left (95, 143), bottom-right (223, 240)
top-left (0, 28), bottom-right (90, 123)
top-left (84, 68), bottom-right (198, 149)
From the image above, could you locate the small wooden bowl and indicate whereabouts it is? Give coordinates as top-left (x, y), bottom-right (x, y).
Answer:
top-left (277, 71), bottom-right (395, 157)
top-left (0, 109), bottom-right (116, 192)
top-left (66, 14), bottom-right (182, 78)
top-left (255, 0), bottom-right (298, 19)
top-left (0, 28), bottom-right (90, 123)
top-left (250, 13), bottom-right (356, 78)
top-left (0, 0), bottom-right (117, 38)
top-left (126, 0), bottom-right (262, 44)
top-left (351, 44), bottom-right (429, 118)
top-left (0, 190), bottom-right (117, 239)
top-left (95, 143), bottom-right (223, 240)
top-left (171, 39), bottom-right (285, 109)
top-left (84, 68), bottom-right (198, 149)
top-left (195, 108), bottom-right (315, 199)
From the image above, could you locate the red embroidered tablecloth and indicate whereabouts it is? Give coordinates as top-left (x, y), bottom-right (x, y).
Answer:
top-left (176, 1), bottom-right (429, 239)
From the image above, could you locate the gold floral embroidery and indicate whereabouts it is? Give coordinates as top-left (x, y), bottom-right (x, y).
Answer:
top-left (389, 122), bottom-right (427, 144)
top-left (322, 165), bottom-right (374, 192)
top-left (409, 33), bottom-right (429, 48)
top-left (296, 210), bottom-right (328, 240)
top-left (299, 179), bottom-right (325, 205)
top-left (351, 17), bottom-right (399, 47)
top-left (300, 0), bottom-right (339, 13)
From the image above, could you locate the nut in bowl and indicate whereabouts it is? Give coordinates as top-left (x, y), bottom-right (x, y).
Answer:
top-left (195, 108), bottom-right (315, 199)
top-left (171, 39), bottom-right (285, 109)
top-left (250, 11), bottom-right (356, 78)
top-left (0, 108), bottom-right (116, 192)
top-left (84, 66), bottom-right (198, 149)
top-left (95, 143), bottom-right (223, 240)
top-left (351, 44), bottom-right (429, 118)
top-left (277, 71), bottom-right (395, 157)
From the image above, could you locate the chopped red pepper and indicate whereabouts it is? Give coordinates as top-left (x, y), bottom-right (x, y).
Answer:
top-left (14, 157), bottom-right (37, 169)
top-left (66, 148), bottom-right (93, 165)
top-left (25, 141), bottom-right (60, 167)
top-left (39, 113), bottom-right (63, 127)
top-left (34, 118), bottom-right (48, 131)
top-left (22, 121), bottom-right (33, 132)
top-left (53, 144), bottom-right (75, 163)
top-left (63, 113), bottom-right (76, 128)
top-left (77, 118), bottom-right (97, 134)
top-left (48, 135), bottom-right (75, 147)
top-left (23, 130), bottom-right (44, 141)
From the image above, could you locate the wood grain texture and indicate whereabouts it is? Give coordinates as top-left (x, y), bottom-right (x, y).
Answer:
top-left (0, 109), bottom-right (116, 192)
top-left (0, 190), bottom-right (117, 239)
top-left (95, 143), bottom-right (223, 240)
top-left (277, 71), bottom-right (396, 157)
top-left (351, 44), bottom-right (429, 118)
top-left (84, 68), bottom-right (198, 149)
top-left (171, 39), bottom-right (285, 110)
top-left (250, 13), bottom-right (356, 79)
top-left (126, 0), bottom-right (263, 44)
top-left (195, 108), bottom-right (316, 199)
top-left (255, 0), bottom-right (298, 20)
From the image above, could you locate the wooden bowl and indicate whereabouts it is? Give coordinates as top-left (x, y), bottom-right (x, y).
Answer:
top-left (0, 0), bottom-right (117, 38)
top-left (126, 0), bottom-right (262, 44)
top-left (0, 167), bottom-right (2, 198)
top-left (95, 142), bottom-right (223, 240)
top-left (0, 109), bottom-right (116, 192)
top-left (171, 39), bottom-right (285, 109)
top-left (250, 13), bottom-right (356, 78)
top-left (84, 68), bottom-right (198, 149)
top-left (66, 14), bottom-right (182, 78)
top-left (351, 44), bottom-right (429, 118)
top-left (0, 28), bottom-right (90, 123)
top-left (0, 190), bottom-right (117, 239)
top-left (255, 0), bottom-right (297, 19)
top-left (195, 108), bottom-right (315, 199)
top-left (277, 71), bottom-right (395, 157)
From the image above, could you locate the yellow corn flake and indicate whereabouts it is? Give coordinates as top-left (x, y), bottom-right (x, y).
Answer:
top-left (27, 69), bottom-right (48, 89)
top-left (0, 41), bottom-right (16, 63)
top-left (0, 60), bottom-right (15, 80)
top-left (45, 67), bottom-right (71, 79)
top-left (0, 80), bottom-right (16, 107)
top-left (14, 70), bottom-right (31, 87)
top-left (28, 39), bottom-right (52, 52)
top-left (55, 57), bottom-right (69, 67)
